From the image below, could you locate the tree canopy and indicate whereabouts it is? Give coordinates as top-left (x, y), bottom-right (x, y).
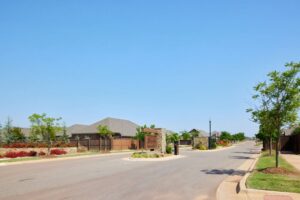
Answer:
top-left (248, 62), bottom-right (300, 167)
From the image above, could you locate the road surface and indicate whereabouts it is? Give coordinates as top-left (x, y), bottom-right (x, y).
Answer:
top-left (0, 141), bottom-right (259, 200)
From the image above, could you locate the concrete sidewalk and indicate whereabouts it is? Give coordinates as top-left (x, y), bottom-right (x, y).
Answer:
top-left (217, 148), bottom-right (300, 200)
top-left (281, 154), bottom-right (300, 171)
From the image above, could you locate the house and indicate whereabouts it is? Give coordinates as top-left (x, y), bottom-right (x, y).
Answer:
top-left (69, 117), bottom-right (139, 140)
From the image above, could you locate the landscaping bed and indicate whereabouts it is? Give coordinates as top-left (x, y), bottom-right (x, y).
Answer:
top-left (247, 151), bottom-right (300, 193)
top-left (131, 152), bottom-right (171, 158)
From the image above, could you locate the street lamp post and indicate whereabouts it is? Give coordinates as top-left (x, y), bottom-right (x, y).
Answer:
top-left (209, 119), bottom-right (212, 149)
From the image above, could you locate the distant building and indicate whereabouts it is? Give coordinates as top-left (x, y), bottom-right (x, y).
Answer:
top-left (69, 117), bottom-right (139, 140)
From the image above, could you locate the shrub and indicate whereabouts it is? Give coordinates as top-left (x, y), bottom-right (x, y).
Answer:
top-left (166, 146), bottom-right (172, 154)
top-left (131, 152), bottom-right (161, 158)
top-left (217, 140), bottom-right (230, 147)
top-left (50, 149), bottom-right (67, 155)
top-left (39, 151), bottom-right (46, 156)
top-left (28, 151), bottom-right (37, 157)
top-left (4, 151), bottom-right (34, 158)
top-left (210, 140), bottom-right (217, 149)
top-left (198, 144), bottom-right (207, 150)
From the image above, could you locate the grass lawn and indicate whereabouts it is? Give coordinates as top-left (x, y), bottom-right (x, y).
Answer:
top-left (247, 151), bottom-right (300, 193)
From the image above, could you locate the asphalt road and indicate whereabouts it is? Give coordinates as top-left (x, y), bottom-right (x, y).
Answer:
top-left (0, 141), bottom-right (259, 200)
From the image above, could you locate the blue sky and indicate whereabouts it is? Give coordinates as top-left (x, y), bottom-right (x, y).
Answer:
top-left (0, 1), bottom-right (299, 136)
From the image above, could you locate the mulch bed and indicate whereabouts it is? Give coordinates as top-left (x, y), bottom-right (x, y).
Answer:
top-left (259, 167), bottom-right (298, 176)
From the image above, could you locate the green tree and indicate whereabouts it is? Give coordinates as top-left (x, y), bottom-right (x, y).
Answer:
top-left (248, 62), bottom-right (300, 167)
top-left (166, 132), bottom-right (179, 144)
top-left (60, 122), bottom-right (69, 143)
top-left (180, 130), bottom-right (191, 140)
top-left (29, 113), bottom-right (62, 154)
top-left (190, 130), bottom-right (200, 138)
top-left (11, 127), bottom-right (26, 142)
top-left (220, 131), bottom-right (232, 141)
top-left (0, 122), bottom-right (2, 144)
top-left (97, 125), bottom-right (113, 152)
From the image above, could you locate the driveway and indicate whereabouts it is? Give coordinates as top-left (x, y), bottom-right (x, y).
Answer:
top-left (0, 141), bottom-right (258, 200)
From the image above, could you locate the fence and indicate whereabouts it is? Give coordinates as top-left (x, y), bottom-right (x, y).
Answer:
top-left (262, 135), bottom-right (300, 154)
top-left (179, 140), bottom-right (192, 145)
top-left (70, 138), bottom-right (139, 151)
top-left (281, 134), bottom-right (300, 154)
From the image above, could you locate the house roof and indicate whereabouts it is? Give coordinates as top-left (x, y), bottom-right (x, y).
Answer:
top-left (69, 117), bottom-right (139, 137)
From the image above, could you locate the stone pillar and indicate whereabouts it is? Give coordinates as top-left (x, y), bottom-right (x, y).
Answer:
top-left (160, 129), bottom-right (167, 154)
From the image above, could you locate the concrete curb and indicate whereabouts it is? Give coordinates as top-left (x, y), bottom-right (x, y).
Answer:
top-left (217, 149), bottom-right (300, 200)
top-left (123, 155), bottom-right (185, 162)
top-left (239, 155), bottom-right (300, 200)
top-left (0, 151), bottom-right (132, 167)
top-left (216, 149), bottom-right (260, 200)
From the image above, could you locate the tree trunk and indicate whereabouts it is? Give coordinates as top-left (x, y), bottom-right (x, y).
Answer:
top-left (269, 136), bottom-right (272, 156)
top-left (275, 138), bottom-right (279, 168)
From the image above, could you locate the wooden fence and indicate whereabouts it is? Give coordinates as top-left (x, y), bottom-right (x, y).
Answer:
top-left (70, 138), bottom-right (139, 151)
top-left (262, 135), bottom-right (300, 154)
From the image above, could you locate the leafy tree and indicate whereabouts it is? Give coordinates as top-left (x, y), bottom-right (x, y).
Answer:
top-left (97, 125), bottom-right (113, 152)
top-left (220, 131), bottom-right (232, 141)
top-left (29, 113), bottom-right (62, 154)
top-left (292, 126), bottom-right (300, 135)
top-left (166, 132), bottom-right (179, 144)
top-left (135, 125), bottom-right (147, 142)
top-left (190, 130), bottom-right (200, 138)
top-left (232, 132), bottom-right (245, 141)
top-left (248, 62), bottom-right (300, 167)
top-left (97, 125), bottom-right (113, 138)
top-left (0, 122), bottom-right (2, 144)
top-left (248, 96), bottom-right (277, 156)
top-left (11, 127), bottom-right (26, 142)
top-left (60, 122), bottom-right (69, 143)
top-left (180, 130), bottom-right (191, 140)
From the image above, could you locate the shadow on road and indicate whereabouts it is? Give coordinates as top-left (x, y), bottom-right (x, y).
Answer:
top-left (232, 151), bottom-right (258, 154)
top-left (201, 169), bottom-right (246, 176)
top-left (229, 155), bottom-right (253, 160)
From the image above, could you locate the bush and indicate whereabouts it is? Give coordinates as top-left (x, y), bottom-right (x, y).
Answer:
top-left (38, 151), bottom-right (46, 156)
top-left (1, 142), bottom-right (75, 148)
top-left (4, 151), bottom-right (37, 158)
top-left (210, 140), bottom-right (217, 149)
top-left (50, 149), bottom-right (67, 155)
top-left (217, 140), bottom-right (230, 147)
top-left (28, 151), bottom-right (37, 157)
top-left (166, 146), bottom-right (172, 154)
top-left (131, 152), bottom-right (161, 158)
top-left (198, 144), bottom-right (207, 150)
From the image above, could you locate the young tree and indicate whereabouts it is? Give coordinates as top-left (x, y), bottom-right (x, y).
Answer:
top-left (29, 113), bottom-right (62, 154)
top-left (190, 130), bottom-right (200, 138)
top-left (11, 127), bottom-right (26, 142)
top-left (180, 130), bottom-right (191, 140)
top-left (0, 122), bottom-right (2, 145)
top-left (248, 62), bottom-right (300, 167)
top-left (97, 125), bottom-right (113, 151)
top-left (3, 117), bottom-right (13, 144)
top-left (61, 122), bottom-right (69, 143)
top-left (166, 132), bottom-right (179, 145)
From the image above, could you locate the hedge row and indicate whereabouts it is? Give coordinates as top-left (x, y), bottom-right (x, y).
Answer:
top-left (1, 142), bottom-right (75, 148)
